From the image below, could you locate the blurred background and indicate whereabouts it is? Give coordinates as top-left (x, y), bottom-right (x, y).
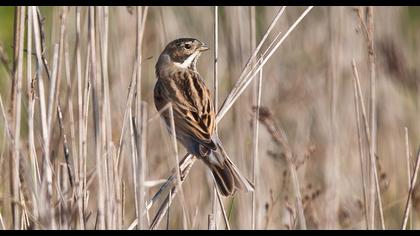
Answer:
top-left (0, 6), bottom-right (420, 230)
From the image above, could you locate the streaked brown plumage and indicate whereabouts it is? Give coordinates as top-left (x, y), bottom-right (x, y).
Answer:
top-left (154, 38), bottom-right (254, 196)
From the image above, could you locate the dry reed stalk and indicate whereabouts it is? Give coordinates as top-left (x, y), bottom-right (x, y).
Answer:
top-left (134, 6), bottom-right (149, 230)
top-left (213, 6), bottom-right (219, 124)
top-left (63, 8), bottom-right (77, 193)
top-left (124, 57), bottom-right (151, 229)
top-left (211, 187), bottom-right (217, 229)
top-left (401, 146), bottom-right (420, 229)
top-left (58, 7), bottom-right (75, 189)
top-left (215, 186), bottom-right (231, 230)
top-left (351, 59), bottom-right (369, 229)
top-left (75, 6), bottom-right (83, 229)
top-left (208, 213), bottom-right (215, 230)
top-left (80, 8), bottom-right (92, 228)
top-left (366, 7), bottom-right (383, 230)
top-left (212, 5), bottom-right (219, 229)
top-left (9, 6), bottom-right (25, 230)
top-left (131, 103), bottom-right (150, 229)
top-left (0, 95), bottom-right (13, 142)
top-left (251, 64), bottom-right (262, 230)
top-left (0, 212), bottom-right (5, 229)
top-left (82, 27), bottom-right (92, 230)
top-left (88, 6), bottom-right (105, 229)
top-left (19, 187), bottom-right (30, 229)
top-left (250, 5), bottom-right (259, 230)
top-left (128, 106), bottom-right (139, 227)
top-left (26, 7), bottom-right (41, 227)
top-left (355, 7), bottom-right (385, 229)
top-left (404, 127), bottom-right (412, 229)
top-left (0, 95), bottom-right (16, 230)
top-left (138, 103), bottom-right (148, 230)
top-left (55, 10), bottom-right (80, 228)
top-left (116, 58), bottom-right (138, 166)
top-left (97, 6), bottom-right (114, 229)
top-left (58, 164), bottom-right (70, 229)
top-left (351, 57), bottom-right (384, 230)
top-left (31, 5), bottom-right (57, 229)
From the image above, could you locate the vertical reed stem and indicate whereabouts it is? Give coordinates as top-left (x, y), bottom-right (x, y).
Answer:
top-left (10, 6), bottom-right (25, 230)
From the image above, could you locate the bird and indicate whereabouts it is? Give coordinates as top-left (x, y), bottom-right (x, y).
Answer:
top-left (153, 38), bottom-right (254, 196)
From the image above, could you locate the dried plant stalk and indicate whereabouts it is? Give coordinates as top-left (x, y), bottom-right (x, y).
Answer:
top-left (351, 59), bottom-right (369, 229)
top-left (401, 147), bottom-right (420, 229)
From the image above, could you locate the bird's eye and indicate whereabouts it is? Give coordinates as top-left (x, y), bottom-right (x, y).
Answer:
top-left (184, 43), bottom-right (192, 49)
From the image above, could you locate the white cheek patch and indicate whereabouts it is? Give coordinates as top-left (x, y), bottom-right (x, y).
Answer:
top-left (174, 51), bottom-right (199, 69)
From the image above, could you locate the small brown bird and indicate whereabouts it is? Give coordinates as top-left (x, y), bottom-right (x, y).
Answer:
top-left (154, 38), bottom-right (254, 196)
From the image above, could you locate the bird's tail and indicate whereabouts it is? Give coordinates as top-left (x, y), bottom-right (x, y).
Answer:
top-left (203, 138), bottom-right (254, 196)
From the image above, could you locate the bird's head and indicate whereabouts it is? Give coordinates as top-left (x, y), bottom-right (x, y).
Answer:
top-left (159, 38), bottom-right (209, 70)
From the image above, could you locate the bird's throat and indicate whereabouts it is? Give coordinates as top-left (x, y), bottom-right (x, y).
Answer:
top-left (174, 51), bottom-right (200, 70)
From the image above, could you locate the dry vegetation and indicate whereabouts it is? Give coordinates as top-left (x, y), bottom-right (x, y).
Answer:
top-left (0, 6), bottom-right (419, 230)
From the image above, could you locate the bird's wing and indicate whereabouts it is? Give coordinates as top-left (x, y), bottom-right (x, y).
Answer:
top-left (154, 70), bottom-right (216, 150)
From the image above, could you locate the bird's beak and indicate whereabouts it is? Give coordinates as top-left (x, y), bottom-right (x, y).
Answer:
top-left (198, 43), bottom-right (209, 52)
